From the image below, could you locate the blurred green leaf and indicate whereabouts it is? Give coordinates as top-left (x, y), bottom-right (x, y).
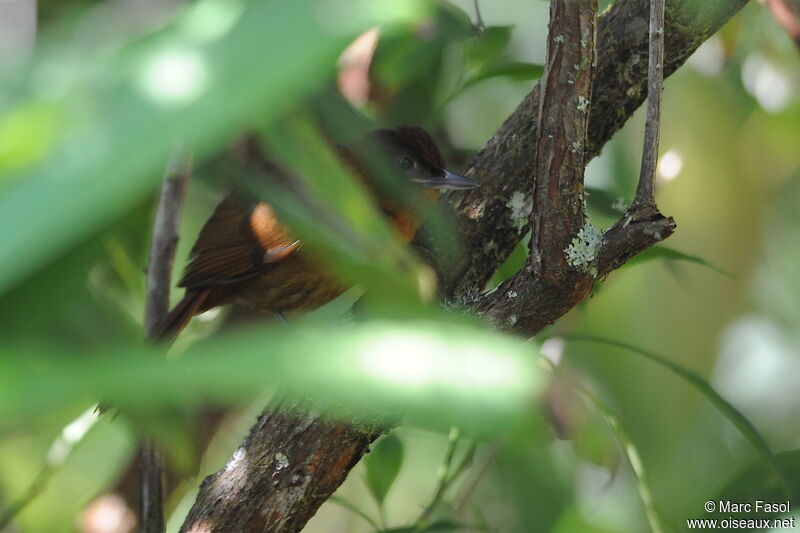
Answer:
top-left (366, 433), bottom-right (405, 506)
top-left (565, 336), bottom-right (791, 499)
top-left (625, 245), bottom-right (734, 278)
top-left (0, 320), bottom-right (544, 435)
top-left (370, 4), bottom-right (470, 125)
top-left (0, 0), bottom-right (433, 297)
top-left (464, 26), bottom-right (513, 68)
top-left (464, 62), bottom-right (544, 88)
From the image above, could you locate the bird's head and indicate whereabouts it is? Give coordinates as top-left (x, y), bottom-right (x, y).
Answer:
top-left (344, 125), bottom-right (478, 243)
top-left (364, 125), bottom-right (479, 193)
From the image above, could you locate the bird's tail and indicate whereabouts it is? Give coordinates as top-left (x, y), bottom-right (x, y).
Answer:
top-left (154, 289), bottom-right (211, 343)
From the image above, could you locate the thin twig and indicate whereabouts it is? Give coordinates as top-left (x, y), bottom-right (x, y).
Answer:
top-left (141, 145), bottom-right (192, 533)
top-left (632, 0), bottom-right (665, 211)
top-left (453, 443), bottom-right (500, 515)
top-left (416, 427), bottom-right (461, 525)
top-left (144, 147), bottom-right (192, 337)
top-left (473, 0), bottom-right (486, 34)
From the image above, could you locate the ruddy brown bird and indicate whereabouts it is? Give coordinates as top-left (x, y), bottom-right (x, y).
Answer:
top-left (156, 126), bottom-right (477, 341)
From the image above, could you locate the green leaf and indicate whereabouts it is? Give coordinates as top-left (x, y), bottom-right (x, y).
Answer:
top-left (625, 245), bottom-right (734, 278)
top-left (464, 61), bottom-right (544, 88)
top-left (365, 433), bottom-right (405, 506)
top-left (464, 26), bottom-right (513, 68)
top-left (564, 335), bottom-right (792, 499)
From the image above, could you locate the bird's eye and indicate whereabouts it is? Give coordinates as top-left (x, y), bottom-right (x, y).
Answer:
top-left (398, 156), bottom-right (415, 171)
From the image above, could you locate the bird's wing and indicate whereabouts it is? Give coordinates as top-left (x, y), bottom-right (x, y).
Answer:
top-left (178, 195), bottom-right (301, 288)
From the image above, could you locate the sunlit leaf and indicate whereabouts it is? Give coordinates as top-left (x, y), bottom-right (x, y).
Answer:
top-left (0, 321), bottom-right (545, 435)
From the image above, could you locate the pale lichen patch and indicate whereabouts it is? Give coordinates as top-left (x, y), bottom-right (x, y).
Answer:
top-left (564, 220), bottom-right (603, 277)
top-left (275, 452), bottom-right (289, 471)
top-left (576, 96), bottom-right (589, 112)
top-left (506, 191), bottom-right (532, 230)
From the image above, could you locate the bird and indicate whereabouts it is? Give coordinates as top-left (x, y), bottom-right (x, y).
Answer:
top-left (155, 125), bottom-right (478, 341)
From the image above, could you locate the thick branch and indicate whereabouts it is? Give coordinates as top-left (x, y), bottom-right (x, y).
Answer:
top-left (477, 0), bottom-right (600, 335)
top-left (180, 398), bottom-right (388, 533)
top-left (182, 0), bottom-right (747, 530)
top-left (142, 147), bottom-right (191, 533)
top-left (529, 0), bottom-right (596, 275)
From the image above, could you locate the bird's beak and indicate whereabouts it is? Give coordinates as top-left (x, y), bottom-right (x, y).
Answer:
top-left (416, 170), bottom-right (479, 190)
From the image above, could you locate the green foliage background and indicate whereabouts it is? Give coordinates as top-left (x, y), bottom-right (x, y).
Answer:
top-left (0, 0), bottom-right (798, 532)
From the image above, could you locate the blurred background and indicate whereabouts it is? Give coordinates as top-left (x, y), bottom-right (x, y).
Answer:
top-left (0, 0), bottom-right (798, 532)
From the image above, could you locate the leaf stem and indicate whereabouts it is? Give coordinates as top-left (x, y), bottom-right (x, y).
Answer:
top-left (416, 427), bottom-right (461, 526)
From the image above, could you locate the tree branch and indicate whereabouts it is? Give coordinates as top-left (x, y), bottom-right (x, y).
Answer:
top-left (631, 0), bottom-right (665, 212)
top-left (180, 397), bottom-right (389, 533)
top-left (529, 0), bottom-right (596, 277)
top-left (180, 0), bottom-right (747, 530)
top-left (142, 146), bottom-right (192, 533)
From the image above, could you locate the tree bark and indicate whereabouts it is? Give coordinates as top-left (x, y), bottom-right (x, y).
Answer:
top-left (180, 398), bottom-right (388, 533)
top-left (179, 0), bottom-right (749, 531)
